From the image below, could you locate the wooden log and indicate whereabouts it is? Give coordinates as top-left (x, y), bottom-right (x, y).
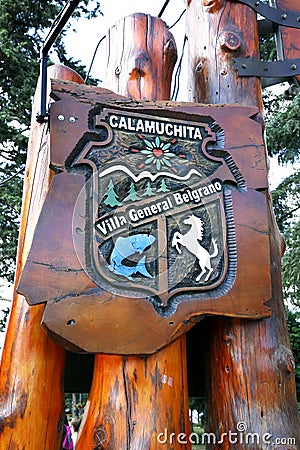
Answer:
top-left (105, 13), bottom-right (177, 100)
top-left (76, 14), bottom-right (190, 449)
top-left (0, 65), bottom-right (84, 449)
top-left (185, 0), bottom-right (300, 447)
top-left (277, 0), bottom-right (300, 84)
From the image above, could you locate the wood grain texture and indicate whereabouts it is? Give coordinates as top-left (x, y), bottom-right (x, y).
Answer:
top-left (105, 13), bottom-right (177, 101)
top-left (76, 14), bottom-right (190, 450)
top-left (77, 338), bottom-right (189, 449)
top-left (185, 0), bottom-right (300, 447)
top-left (0, 65), bottom-right (83, 449)
top-left (277, 0), bottom-right (300, 83)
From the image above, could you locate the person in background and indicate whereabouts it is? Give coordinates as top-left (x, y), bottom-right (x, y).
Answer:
top-left (61, 415), bottom-right (74, 450)
top-left (71, 416), bottom-right (82, 447)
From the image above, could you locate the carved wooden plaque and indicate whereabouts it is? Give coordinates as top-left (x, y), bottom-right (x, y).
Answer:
top-left (18, 80), bottom-right (271, 354)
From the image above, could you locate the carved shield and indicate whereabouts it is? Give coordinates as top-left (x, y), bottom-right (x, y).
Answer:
top-left (71, 109), bottom-right (233, 308)
top-left (18, 82), bottom-right (271, 354)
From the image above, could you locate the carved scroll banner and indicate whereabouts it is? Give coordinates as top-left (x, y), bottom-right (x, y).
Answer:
top-left (17, 80), bottom-right (271, 354)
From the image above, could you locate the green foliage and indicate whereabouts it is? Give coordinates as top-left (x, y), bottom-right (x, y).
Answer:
top-left (0, 162), bottom-right (23, 281)
top-left (265, 90), bottom-right (300, 399)
top-left (259, 33), bottom-right (277, 62)
top-left (64, 393), bottom-right (88, 419)
top-left (282, 220), bottom-right (300, 308)
top-left (0, 0), bottom-right (102, 281)
top-left (286, 309), bottom-right (300, 400)
top-left (266, 94), bottom-right (300, 164)
top-left (271, 171), bottom-right (300, 231)
top-left (265, 93), bottom-right (300, 310)
top-left (0, 302), bottom-right (10, 332)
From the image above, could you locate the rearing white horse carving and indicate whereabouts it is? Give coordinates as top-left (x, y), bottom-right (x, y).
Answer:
top-left (172, 214), bottom-right (218, 282)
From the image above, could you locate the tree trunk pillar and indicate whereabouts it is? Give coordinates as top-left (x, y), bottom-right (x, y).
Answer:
top-left (185, 0), bottom-right (300, 448)
top-left (76, 14), bottom-right (190, 450)
top-left (0, 65), bottom-right (83, 449)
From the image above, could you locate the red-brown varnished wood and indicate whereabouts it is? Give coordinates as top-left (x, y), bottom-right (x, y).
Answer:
top-left (185, 0), bottom-right (300, 447)
top-left (0, 65), bottom-right (84, 449)
top-left (277, 0), bottom-right (300, 83)
top-left (105, 13), bottom-right (177, 101)
top-left (76, 14), bottom-right (190, 450)
top-left (77, 338), bottom-right (189, 449)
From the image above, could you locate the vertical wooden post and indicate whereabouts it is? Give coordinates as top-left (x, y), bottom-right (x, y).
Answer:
top-left (277, 0), bottom-right (300, 84)
top-left (76, 14), bottom-right (191, 450)
top-left (0, 65), bottom-right (84, 449)
top-left (185, 0), bottom-right (300, 447)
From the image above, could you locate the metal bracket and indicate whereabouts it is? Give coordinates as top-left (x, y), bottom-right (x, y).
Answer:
top-left (233, 0), bottom-right (300, 29)
top-left (233, 57), bottom-right (300, 77)
top-left (36, 0), bottom-right (81, 123)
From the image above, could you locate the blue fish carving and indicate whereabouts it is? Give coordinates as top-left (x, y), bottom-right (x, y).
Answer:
top-left (109, 234), bottom-right (155, 280)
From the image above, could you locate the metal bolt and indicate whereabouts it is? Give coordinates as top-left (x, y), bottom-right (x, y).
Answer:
top-left (281, 13), bottom-right (287, 20)
top-left (221, 32), bottom-right (241, 52)
top-left (290, 64), bottom-right (297, 71)
top-left (115, 66), bottom-right (121, 75)
top-left (255, 1), bottom-right (260, 6)
top-left (221, 69), bottom-right (227, 75)
top-left (57, 114), bottom-right (65, 121)
top-left (69, 116), bottom-right (76, 123)
top-left (297, 17), bottom-right (300, 23)
top-left (242, 64), bottom-right (247, 69)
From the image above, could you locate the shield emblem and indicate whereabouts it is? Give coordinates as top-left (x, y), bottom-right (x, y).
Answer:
top-left (17, 81), bottom-right (271, 353)
top-left (71, 109), bottom-right (233, 308)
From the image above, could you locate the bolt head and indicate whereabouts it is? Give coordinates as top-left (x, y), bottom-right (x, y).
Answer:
top-left (221, 32), bottom-right (241, 51)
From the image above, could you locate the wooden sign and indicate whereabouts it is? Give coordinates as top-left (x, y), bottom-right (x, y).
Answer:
top-left (17, 80), bottom-right (271, 354)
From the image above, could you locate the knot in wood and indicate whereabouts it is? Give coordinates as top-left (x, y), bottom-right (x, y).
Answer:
top-left (273, 345), bottom-right (295, 376)
top-left (94, 426), bottom-right (107, 448)
top-left (203, 0), bottom-right (225, 13)
top-left (135, 53), bottom-right (150, 70)
top-left (222, 334), bottom-right (232, 346)
top-left (195, 61), bottom-right (204, 72)
top-left (130, 67), bottom-right (145, 81)
top-left (220, 32), bottom-right (241, 52)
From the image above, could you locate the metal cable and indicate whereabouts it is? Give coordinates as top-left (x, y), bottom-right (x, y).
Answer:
top-left (84, 34), bottom-right (107, 82)
top-left (158, 0), bottom-right (172, 18)
top-left (171, 34), bottom-right (187, 101)
top-left (168, 9), bottom-right (186, 30)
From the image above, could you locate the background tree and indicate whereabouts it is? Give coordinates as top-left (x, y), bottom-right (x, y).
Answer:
top-left (0, 0), bottom-right (101, 282)
top-left (265, 92), bottom-right (300, 402)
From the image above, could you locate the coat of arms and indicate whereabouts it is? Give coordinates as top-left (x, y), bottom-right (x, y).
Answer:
top-left (71, 109), bottom-right (235, 309)
top-left (17, 82), bottom-right (271, 353)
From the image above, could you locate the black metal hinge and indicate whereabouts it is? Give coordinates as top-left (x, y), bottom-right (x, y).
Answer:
top-left (36, 0), bottom-right (81, 123)
top-left (233, 57), bottom-right (300, 77)
top-left (232, 0), bottom-right (300, 29)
